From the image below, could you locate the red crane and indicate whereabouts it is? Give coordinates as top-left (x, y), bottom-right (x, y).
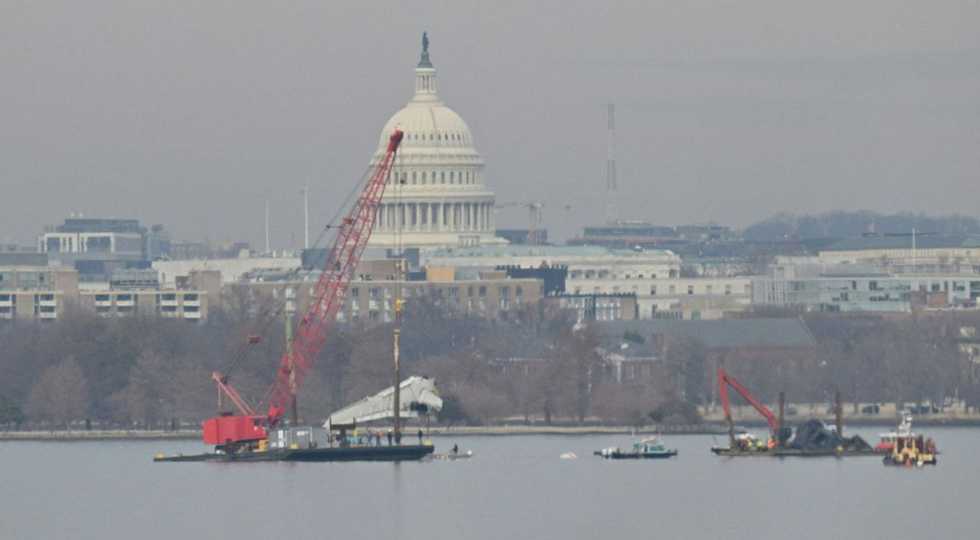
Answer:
top-left (717, 367), bottom-right (779, 446)
top-left (203, 129), bottom-right (405, 450)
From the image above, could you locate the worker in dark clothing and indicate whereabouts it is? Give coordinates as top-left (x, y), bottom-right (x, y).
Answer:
top-left (452, 443), bottom-right (459, 455)
top-left (417, 429), bottom-right (424, 445)
top-left (386, 430), bottom-right (393, 446)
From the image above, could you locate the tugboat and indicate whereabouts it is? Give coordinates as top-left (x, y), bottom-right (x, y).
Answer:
top-left (874, 412), bottom-right (910, 454)
top-left (875, 411), bottom-right (919, 454)
top-left (595, 437), bottom-right (678, 460)
top-left (881, 412), bottom-right (938, 466)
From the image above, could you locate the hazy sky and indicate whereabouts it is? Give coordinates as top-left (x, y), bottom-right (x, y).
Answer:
top-left (2, 1), bottom-right (978, 246)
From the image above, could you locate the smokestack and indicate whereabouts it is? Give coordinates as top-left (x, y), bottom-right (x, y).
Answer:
top-left (605, 103), bottom-right (618, 225)
top-left (265, 200), bottom-right (271, 254)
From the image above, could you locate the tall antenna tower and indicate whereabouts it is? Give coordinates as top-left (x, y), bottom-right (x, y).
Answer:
top-left (605, 103), bottom-right (618, 225)
top-left (265, 200), bottom-right (271, 253)
top-left (302, 185), bottom-right (310, 250)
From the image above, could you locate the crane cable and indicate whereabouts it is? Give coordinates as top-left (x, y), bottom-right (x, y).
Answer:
top-left (220, 162), bottom-right (376, 382)
top-left (254, 146), bottom-right (401, 411)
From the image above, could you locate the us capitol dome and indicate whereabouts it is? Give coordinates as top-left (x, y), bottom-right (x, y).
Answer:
top-left (368, 33), bottom-right (507, 250)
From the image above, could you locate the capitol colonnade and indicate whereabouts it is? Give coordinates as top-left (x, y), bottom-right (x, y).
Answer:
top-left (375, 201), bottom-right (495, 233)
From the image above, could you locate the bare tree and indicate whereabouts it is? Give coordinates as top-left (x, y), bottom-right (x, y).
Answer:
top-left (662, 335), bottom-right (707, 405)
top-left (27, 356), bottom-right (89, 428)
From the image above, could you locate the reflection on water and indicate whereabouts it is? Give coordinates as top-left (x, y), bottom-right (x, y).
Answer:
top-left (1, 428), bottom-right (978, 540)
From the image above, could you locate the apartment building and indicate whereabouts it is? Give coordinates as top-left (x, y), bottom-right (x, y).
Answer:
top-left (232, 260), bottom-right (543, 323)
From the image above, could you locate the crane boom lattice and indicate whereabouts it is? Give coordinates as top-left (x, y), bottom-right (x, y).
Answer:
top-left (203, 129), bottom-right (404, 447)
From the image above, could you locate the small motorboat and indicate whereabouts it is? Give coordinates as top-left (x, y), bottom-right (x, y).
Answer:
top-left (595, 437), bottom-right (678, 460)
top-left (431, 449), bottom-right (473, 461)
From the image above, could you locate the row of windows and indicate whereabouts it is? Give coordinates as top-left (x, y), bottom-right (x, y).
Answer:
top-left (649, 284), bottom-right (744, 296)
top-left (0, 272), bottom-right (47, 284)
top-left (572, 284), bottom-right (750, 296)
top-left (350, 285), bottom-right (523, 299)
top-left (91, 293), bottom-right (199, 302)
top-left (339, 297), bottom-right (521, 322)
top-left (2, 305), bottom-right (204, 321)
top-left (569, 270), bottom-right (680, 280)
top-left (402, 131), bottom-right (469, 145)
top-left (388, 169), bottom-right (478, 186)
top-left (784, 279), bottom-right (976, 295)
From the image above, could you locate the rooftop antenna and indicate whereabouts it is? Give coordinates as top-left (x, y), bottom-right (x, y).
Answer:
top-left (605, 103), bottom-right (618, 225)
top-left (912, 227), bottom-right (917, 273)
top-left (265, 200), bottom-right (271, 254)
top-left (302, 185), bottom-right (310, 250)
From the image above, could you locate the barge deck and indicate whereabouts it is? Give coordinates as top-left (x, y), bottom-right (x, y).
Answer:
top-left (154, 444), bottom-right (434, 463)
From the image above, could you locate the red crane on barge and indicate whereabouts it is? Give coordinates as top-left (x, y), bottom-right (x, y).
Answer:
top-left (717, 367), bottom-right (782, 449)
top-left (202, 129), bottom-right (405, 453)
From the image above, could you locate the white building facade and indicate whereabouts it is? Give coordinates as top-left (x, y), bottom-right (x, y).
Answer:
top-left (422, 245), bottom-right (752, 319)
top-left (753, 258), bottom-right (980, 312)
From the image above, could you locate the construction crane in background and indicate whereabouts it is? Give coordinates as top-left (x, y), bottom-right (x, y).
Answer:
top-left (605, 103), bottom-right (618, 225)
top-left (495, 200), bottom-right (549, 245)
top-left (202, 129), bottom-right (405, 452)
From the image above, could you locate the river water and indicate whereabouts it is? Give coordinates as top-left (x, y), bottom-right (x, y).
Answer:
top-left (2, 427), bottom-right (978, 540)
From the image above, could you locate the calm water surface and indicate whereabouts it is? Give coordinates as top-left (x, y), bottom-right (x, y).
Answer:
top-left (2, 428), bottom-right (979, 540)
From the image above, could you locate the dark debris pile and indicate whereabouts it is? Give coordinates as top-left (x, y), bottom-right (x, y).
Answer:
top-left (788, 419), bottom-right (872, 452)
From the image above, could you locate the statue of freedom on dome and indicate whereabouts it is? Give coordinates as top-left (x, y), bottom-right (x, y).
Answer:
top-left (418, 32), bottom-right (433, 68)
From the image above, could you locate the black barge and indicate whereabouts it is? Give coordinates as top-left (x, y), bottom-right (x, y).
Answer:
top-left (154, 444), bottom-right (434, 463)
top-left (710, 447), bottom-right (876, 458)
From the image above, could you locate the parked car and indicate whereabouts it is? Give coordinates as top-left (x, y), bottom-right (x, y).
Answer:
top-left (861, 404), bottom-right (881, 415)
top-left (906, 404), bottom-right (939, 415)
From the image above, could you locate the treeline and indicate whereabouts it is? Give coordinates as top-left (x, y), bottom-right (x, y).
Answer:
top-left (803, 312), bottom-right (980, 411)
top-left (2, 298), bottom-right (979, 429)
top-left (0, 296), bottom-right (690, 429)
top-left (717, 310), bottom-right (980, 413)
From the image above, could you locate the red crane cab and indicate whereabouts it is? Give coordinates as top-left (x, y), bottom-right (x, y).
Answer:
top-left (202, 414), bottom-right (268, 449)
